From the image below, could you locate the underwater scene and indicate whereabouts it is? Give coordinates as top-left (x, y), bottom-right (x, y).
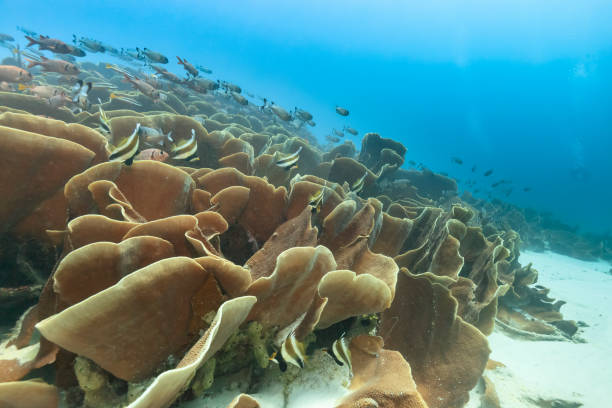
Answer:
top-left (0, 1), bottom-right (611, 407)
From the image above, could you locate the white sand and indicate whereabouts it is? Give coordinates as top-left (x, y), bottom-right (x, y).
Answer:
top-left (469, 250), bottom-right (612, 408)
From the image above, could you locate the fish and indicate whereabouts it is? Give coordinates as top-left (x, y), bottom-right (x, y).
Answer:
top-left (151, 65), bottom-right (181, 83)
top-left (0, 81), bottom-right (14, 92)
top-left (269, 332), bottom-right (307, 372)
top-left (343, 126), bottom-right (358, 136)
top-left (122, 48), bottom-right (143, 61)
top-left (231, 92), bottom-right (248, 106)
top-left (17, 26), bottom-right (38, 37)
top-left (171, 129), bottom-right (199, 161)
top-left (523, 187), bottom-right (531, 192)
top-left (451, 157), bottom-right (463, 165)
top-left (47, 91), bottom-right (71, 108)
top-left (19, 84), bottom-right (63, 99)
top-left (176, 56), bottom-right (198, 77)
top-left (137, 47), bottom-right (168, 64)
top-left (122, 73), bottom-right (161, 101)
top-left (325, 135), bottom-right (340, 143)
top-left (408, 160), bottom-right (416, 166)
top-left (333, 128), bottom-right (344, 138)
top-left (25, 55), bottom-right (80, 75)
top-left (221, 81), bottom-right (241, 94)
top-left (0, 65), bottom-right (33, 83)
top-left (73, 36), bottom-right (105, 53)
top-left (471, 165), bottom-right (477, 173)
top-left (294, 108), bottom-right (313, 122)
top-left (484, 169), bottom-right (493, 177)
top-left (351, 171), bottom-right (367, 194)
top-left (109, 92), bottom-right (143, 107)
top-left (25, 35), bottom-right (76, 55)
top-left (196, 65), bottom-right (213, 74)
top-left (308, 189), bottom-right (325, 214)
top-left (276, 146), bottom-right (302, 169)
top-left (139, 126), bottom-right (173, 147)
top-left (335, 106), bottom-right (349, 116)
top-left (306, 120), bottom-right (316, 127)
top-left (109, 123), bottom-right (141, 165)
top-left (184, 77), bottom-right (219, 93)
top-left (269, 103), bottom-right (292, 121)
top-left (326, 334), bottom-right (352, 372)
top-left (0, 34), bottom-right (14, 42)
top-left (71, 80), bottom-right (92, 110)
top-left (98, 105), bottom-right (111, 134)
top-left (136, 148), bottom-right (169, 162)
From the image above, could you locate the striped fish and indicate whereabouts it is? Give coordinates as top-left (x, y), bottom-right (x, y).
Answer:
top-left (109, 123), bottom-right (140, 165)
top-left (326, 333), bottom-right (352, 372)
top-left (269, 332), bottom-right (307, 372)
top-left (98, 104), bottom-right (111, 134)
top-left (171, 129), bottom-right (199, 161)
top-left (351, 171), bottom-right (367, 194)
top-left (276, 146), bottom-right (302, 169)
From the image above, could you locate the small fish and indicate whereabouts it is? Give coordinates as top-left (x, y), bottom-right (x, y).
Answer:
top-left (484, 169), bottom-right (493, 177)
top-left (18, 84), bottom-right (61, 98)
top-left (98, 105), bottom-right (111, 134)
top-left (343, 126), bottom-right (358, 136)
top-left (136, 148), bottom-right (169, 162)
top-left (171, 129), bottom-right (199, 161)
top-left (176, 56), bottom-right (198, 77)
top-left (451, 157), bottom-right (463, 165)
top-left (335, 106), bottom-right (349, 116)
top-left (231, 91), bottom-right (248, 106)
top-left (523, 187), bottom-right (531, 192)
top-left (308, 189), bottom-right (324, 214)
top-left (294, 108), bottom-right (313, 122)
top-left (408, 160), bottom-right (416, 166)
top-left (269, 103), bottom-right (292, 121)
top-left (71, 79), bottom-right (92, 110)
top-left (139, 126), bottom-right (173, 147)
top-left (471, 165), bottom-right (477, 173)
top-left (196, 65), bottom-right (212, 74)
top-left (137, 47), bottom-right (168, 64)
top-left (73, 36), bottom-right (105, 53)
top-left (151, 65), bottom-right (181, 83)
top-left (326, 334), bottom-right (352, 372)
top-left (351, 171), bottom-right (367, 194)
top-left (26, 55), bottom-right (80, 75)
top-left (0, 65), bottom-right (33, 83)
top-left (221, 81), bottom-right (241, 93)
top-left (109, 92), bottom-right (143, 107)
top-left (16, 26), bottom-right (38, 37)
top-left (306, 119), bottom-right (316, 127)
top-left (47, 91), bottom-right (71, 108)
top-left (333, 128), bottom-right (344, 138)
top-left (0, 81), bottom-right (14, 92)
top-left (0, 34), bottom-right (14, 42)
top-left (105, 63), bottom-right (131, 76)
top-left (25, 35), bottom-right (79, 55)
top-left (325, 135), bottom-right (340, 143)
top-left (276, 146), bottom-right (302, 169)
top-left (270, 332), bottom-right (307, 372)
top-left (122, 73), bottom-right (161, 101)
top-left (109, 123), bottom-right (141, 165)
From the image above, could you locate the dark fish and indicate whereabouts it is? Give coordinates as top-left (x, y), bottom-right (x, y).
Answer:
top-left (269, 332), bottom-right (307, 371)
top-left (137, 47), bottom-right (168, 64)
top-left (270, 103), bottom-right (292, 121)
top-left (343, 126), bottom-right (358, 136)
top-left (408, 160), bottom-right (416, 166)
top-left (73, 36), bottom-right (105, 53)
top-left (451, 157), bottom-right (463, 165)
top-left (25, 35), bottom-right (73, 54)
top-left (306, 120), bottom-right (315, 127)
top-left (294, 108), bottom-right (313, 121)
top-left (523, 187), bottom-right (531, 192)
top-left (0, 34), bottom-right (14, 42)
top-left (484, 169), bottom-right (493, 177)
top-left (335, 106), bottom-right (349, 116)
top-left (471, 165), bottom-right (477, 172)
top-left (196, 65), bottom-right (213, 74)
top-left (327, 334), bottom-right (352, 372)
top-left (333, 128), bottom-right (344, 138)
top-left (325, 135), bottom-right (340, 143)
top-left (491, 181), bottom-right (502, 188)
top-left (17, 26), bottom-right (38, 37)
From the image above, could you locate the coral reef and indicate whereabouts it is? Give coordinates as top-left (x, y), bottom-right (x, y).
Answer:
top-left (0, 61), bottom-right (577, 408)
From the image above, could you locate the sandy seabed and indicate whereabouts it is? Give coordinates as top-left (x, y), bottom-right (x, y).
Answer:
top-left (468, 250), bottom-right (612, 408)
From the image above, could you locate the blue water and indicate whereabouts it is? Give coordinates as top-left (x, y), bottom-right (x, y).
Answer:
top-left (2, 0), bottom-right (611, 233)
